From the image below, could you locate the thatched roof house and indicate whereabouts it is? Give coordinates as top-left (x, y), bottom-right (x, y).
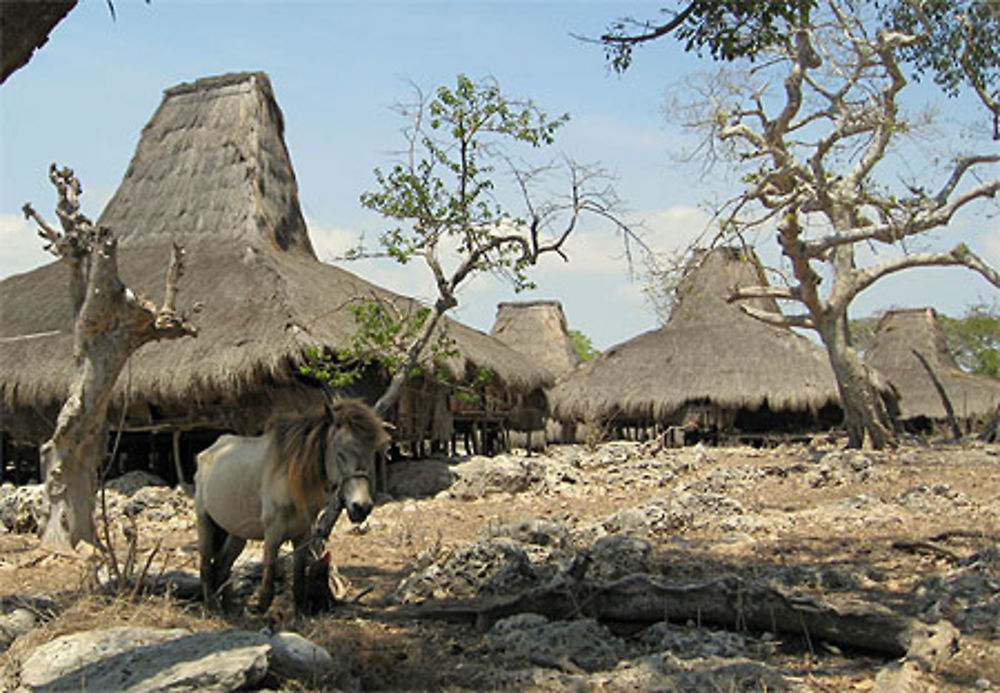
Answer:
top-left (548, 247), bottom-right (843, 440)
top-left (0, 72), bottom-right (550, 454)
top-left (490, 301), bottom-right (581, 380)
top-left (488, 300), bottom-right (582, 446)
top-left (865, 308), bottom-right (1000, 430)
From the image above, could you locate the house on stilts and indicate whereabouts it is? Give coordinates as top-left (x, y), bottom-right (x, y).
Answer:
top-left (0, 72), bottom-right (551, 483)
top-left (489, 300), bottom-right (582, 447)
top-left (548, 246), bottom-right (846, 445)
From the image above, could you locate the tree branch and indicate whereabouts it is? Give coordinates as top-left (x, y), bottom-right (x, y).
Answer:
top-left (844, 245), bottom-right (1000, 304)
top-left (737, 303), bottom-right (815, 330)
top-left (805, 176), bottom-right (1000, 255)
top-left (727, 284), bottom-right (800, 302)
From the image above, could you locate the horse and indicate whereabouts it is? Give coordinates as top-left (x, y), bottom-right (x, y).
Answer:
top-left (195, 398), bottom-right (390, 613)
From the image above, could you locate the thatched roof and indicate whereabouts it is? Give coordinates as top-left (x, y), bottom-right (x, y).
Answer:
top-left (0, 72), bottom-right (550, 440)
top-left (548, 247), bottom-right (842, 424)
top-left (489, 301), bottom-right (582, 380)
top-left (865, 308), bottom-right (1000, 422)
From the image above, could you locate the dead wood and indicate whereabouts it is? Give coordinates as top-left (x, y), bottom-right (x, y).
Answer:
top-left (389, 571), bottom-right (950, 659)
top-left (911, 349), bottom-right (962, 440)
top-left (891, 539), bottom-right (963, 564)
top-left (25, 164), bottom-right (196, 551)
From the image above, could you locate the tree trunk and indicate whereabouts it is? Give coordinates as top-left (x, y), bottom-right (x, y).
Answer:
top-left (373, 299), bottom-right (449, 417)
top-left (911, 349), bottom-right (962, 440)
top-left (39, 233), bottom-right (195, 550)
top-left (26, 167), bottom-right (196, 550)
top-left (820, 315), bottom-right (897, 450)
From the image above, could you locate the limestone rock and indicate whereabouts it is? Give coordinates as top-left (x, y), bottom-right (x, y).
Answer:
top-left (20, 626), bottom-right (270, 692)
top-left (269, 631), bottom-right (335, 682)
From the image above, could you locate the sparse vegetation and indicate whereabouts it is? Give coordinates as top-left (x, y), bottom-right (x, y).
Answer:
top-left (569, 329), bottom-right (600, 362)
top-left (939, 302), bottom-right (1000, 379)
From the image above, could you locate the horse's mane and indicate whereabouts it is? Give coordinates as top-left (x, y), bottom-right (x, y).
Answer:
top-left (267, 399), bottom-right (386, 517)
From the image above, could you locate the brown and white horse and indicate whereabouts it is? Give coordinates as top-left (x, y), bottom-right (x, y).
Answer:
top-left (195, 399), bottom-right (390, 613)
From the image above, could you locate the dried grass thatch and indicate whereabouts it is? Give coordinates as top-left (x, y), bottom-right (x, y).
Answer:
top-left (489, 301), bottom-right (582, 379)
top-left (548, 247), bottom-right (842, 427)
top-left (865, 308), bottom-right (1000, 424)
top-left (0, 72), bottom-right (550, 442)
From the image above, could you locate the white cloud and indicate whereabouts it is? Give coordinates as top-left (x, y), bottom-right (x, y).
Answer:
top-left (631, 205), bottom-right (715, 254)
top-left (981, 218), bottom-right (1000, 265)
top-left (305, 218), bottom-right (365, 262)
top-left (0, 213), bottom-right (53, 278)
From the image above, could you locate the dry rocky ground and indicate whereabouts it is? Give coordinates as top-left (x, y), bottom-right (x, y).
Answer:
top-left (0, 437), bottom-right (998, 691)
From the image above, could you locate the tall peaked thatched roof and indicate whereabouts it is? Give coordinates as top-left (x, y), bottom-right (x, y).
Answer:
top-left (548, 247), bottom-right (842, 425)
top-left (102, 72), bottom-right (315, 256)
top-left (0, 71), bottom-right (550, 441)
top-left (490, 301), bottom-right (581, 379)
top-left (865, 308), bottom-right (1000, 422)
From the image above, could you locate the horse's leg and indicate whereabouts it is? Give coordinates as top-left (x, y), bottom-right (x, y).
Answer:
top-left (214, 533), bottom-right (246, 613)
top-left (291, 533), bottom-right (309, 613)
top-left (255, 528), bottom-right (282, 613)
top-left (196, 508), bottom-right (222, 609)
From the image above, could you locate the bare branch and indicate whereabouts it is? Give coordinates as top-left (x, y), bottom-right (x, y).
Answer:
top-left (598, 4), bottom-right (697, 48)
top-left (844, 244), bottom-right (1000, 305)
top-left (727, 284), bottom-right (800, 302)
top-left (737, 303), bottom-right (816, 330)
top-left (805, 176), bottom-right (1000, 254)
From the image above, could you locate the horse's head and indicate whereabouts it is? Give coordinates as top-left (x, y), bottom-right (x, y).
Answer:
top-left (325, 399), bottom-right (391, 523)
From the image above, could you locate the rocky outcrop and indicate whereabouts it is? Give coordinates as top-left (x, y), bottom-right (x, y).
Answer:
top-left (16, 626), bottom-right (335, 692)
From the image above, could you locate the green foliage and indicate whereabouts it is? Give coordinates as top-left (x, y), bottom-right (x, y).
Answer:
top-left (885, 0), bottom-right (1000, 100)
top-left (298, 299), bottom-right (456, 388)
top-left (939, 303), bottom-right (1000, 379)
top-left (602, 1), bottom-right (817, 73)
top-left (602, 1), bottom-right (998, 114)
top-left (359, 74), bottom-right (570, 293)
top-left (848, 316), bottom-right (879, 358)
top-left (569, 329), bottom-right (601, 362)
top-left (451, 367), bottom-right (495, 405)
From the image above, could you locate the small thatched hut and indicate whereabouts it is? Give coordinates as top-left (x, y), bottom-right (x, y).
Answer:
top-left (865, 307), bottom-right (1000, 433)
top-left (548, 247), bottom-right (843, 443)
top-left (489, 300), bottom-right (582, 447)
top-left (0, 72), bottom-right (550, 479)
top-left (490, 301), bottom-right (582, 379)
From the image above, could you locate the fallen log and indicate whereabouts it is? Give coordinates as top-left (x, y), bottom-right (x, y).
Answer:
top-left (389, 571), bottom-right (949, 659)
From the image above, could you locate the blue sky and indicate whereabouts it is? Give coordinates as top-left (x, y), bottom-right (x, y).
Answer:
top-left (1, 1), bottom-right (997, 350)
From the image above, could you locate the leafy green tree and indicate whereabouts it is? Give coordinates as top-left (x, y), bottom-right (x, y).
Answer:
top-left (337, 75), bottom-right (629, 415)
top-left (569, 329), bottom-right (600, 362)
top-left (939, 303), bottom-right (1000, 379)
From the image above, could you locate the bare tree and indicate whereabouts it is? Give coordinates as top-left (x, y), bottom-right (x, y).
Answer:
top-left (23, 164), bottom-right (196, 550)
top-left (674, 1), bottom-right (1000, 448)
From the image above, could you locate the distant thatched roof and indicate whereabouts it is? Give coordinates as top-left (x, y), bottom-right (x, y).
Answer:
top-left (0, 72), bottom-right (550, 440)
top-left (548, 247), bottom-right (842, 424)
top-left (490, 301), bottom-right (582, 380)
top-left (865, 308), bottom-right (1000, 422)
